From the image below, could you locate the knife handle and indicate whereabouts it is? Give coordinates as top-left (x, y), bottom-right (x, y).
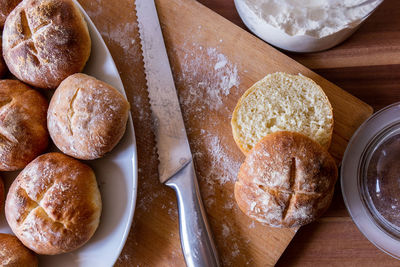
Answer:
top-left (165, 161), bottom-right (220, 267)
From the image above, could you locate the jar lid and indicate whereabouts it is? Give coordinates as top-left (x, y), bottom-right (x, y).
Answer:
top-left (342, 102), bottom-right (400, 259)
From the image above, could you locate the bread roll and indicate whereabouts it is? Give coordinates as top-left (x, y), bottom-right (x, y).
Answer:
top-left (5, 152), bottom-right (102, 255)
top-left (0, 0), bottom-right (22, 28)
top-left (0, 37), bottom-right (6, 77)
top-left (0, 80), bottom-right (48, 171)
top-left (2, 0), bottom-right (91, 88)
top-left (0, 233), bottom-right (38, 266)
top-left (231, 72), bottom-right (333, 154)
top-left (48, 73), bottom-right (130, 160)
top-left (234, 131), bottom-right (338, 228)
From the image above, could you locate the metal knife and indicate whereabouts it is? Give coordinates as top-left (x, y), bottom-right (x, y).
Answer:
top-left (135, 1), bottom-right (220, 266)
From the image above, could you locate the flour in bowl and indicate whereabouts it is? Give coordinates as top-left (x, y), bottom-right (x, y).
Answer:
top-left (235, 0), bottom-right (383, 52)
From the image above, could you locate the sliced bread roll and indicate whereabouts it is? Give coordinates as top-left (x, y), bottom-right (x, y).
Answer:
top-left (231, 72), bottom-right (333, 154)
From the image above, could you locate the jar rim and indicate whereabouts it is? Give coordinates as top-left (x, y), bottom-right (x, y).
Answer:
top-left (358, 121), bottom-right (400, 240)
top-left (342, 102), bottom-right (400, 260)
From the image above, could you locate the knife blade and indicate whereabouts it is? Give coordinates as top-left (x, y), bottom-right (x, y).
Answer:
top-left (135, 0), bottom-right (220, 266)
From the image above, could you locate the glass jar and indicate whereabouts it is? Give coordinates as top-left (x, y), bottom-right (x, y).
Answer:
top-left (342, 102), bottom-right (400, 259)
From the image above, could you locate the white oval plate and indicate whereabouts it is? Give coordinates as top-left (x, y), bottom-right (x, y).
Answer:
top-left (0, 1), bottom-right (138, 266)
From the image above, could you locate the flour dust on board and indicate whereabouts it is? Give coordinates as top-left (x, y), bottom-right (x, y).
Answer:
top-left (172, 40), bottom-right (255, 265)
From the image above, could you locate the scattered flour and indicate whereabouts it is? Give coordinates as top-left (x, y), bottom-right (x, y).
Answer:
top-left (249, 221), bottom-right (256, 229)
top-left (177, 43), bottom-right (241, 189)
top-left (224, 200), bottom-right (235, 210)
top-left (175, 42), bottom-right (253, 264)
top-left (99, 22), bottom-right (139, 59)
top-left (222, 223), bottom-right (231, 238)
top-left (206, 134), bottom-right (241, 186)
top-left (179, 45), bottom-right (240, 111)
top-left (168, 207), bottom-right (178, 219)
top-left (231, 243), bottom-right (240, 258)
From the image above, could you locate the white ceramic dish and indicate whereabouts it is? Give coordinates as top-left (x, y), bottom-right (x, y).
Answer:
top-left (0, 1), bottom-right (138, 266)
top-left (234, 0), bottom-right (383, 52)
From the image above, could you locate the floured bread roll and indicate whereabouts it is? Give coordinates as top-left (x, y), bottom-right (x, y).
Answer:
top-left (0, 0), bottom-right (22, 28)
top-left (5, 152), bottom-right (102, 255)
top-left (235, 131), bottom-right (337, 228)
top-left (48, 73), bottom-right (130, 160)
top-left (0, 80), bottom-right (48, 171)
top-left (231, 72), bottom-right (333, 154)
top-left (0, 233), bottom-right (38, 266)
top-left (2, 0), bottom-right (91, 88)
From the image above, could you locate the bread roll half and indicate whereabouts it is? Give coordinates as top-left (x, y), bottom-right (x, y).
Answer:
top-left (231, 72), bottom-right (333, 154)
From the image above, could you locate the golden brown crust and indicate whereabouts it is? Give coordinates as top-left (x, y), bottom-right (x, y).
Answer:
top-left (234, 131), bottom-right (338, 228)
top-left (5, 152), bottom-right (102, 255)
top-left (0, 0), bottom-right (22, 29)
top-left (0, 233), bottom-right (38, 266)
top-left (2, 0), bottom-right (91, 88)
top-left (48, 73), bottom-right (130, 160)
top-left (0, 80), bottom-right (48, 171)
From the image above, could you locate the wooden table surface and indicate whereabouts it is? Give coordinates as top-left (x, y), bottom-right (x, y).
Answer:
top-left (77, 0), bottom-right (400, 265)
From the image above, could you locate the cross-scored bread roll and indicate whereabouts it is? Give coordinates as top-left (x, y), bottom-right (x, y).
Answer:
top-left (0, 80), bottom-right (48, 171)
top-left (48, 73), bottom-right (130, 160)
top-left (2, 0), bottom-right (91, 89)
top-left (0, 0), bottom-right (22, 28)
top-left (231, 72), bottom-right (333, 154)
top-left (0, 233), bottom-right (38, 266)
top-left (235, 131), bottom-right (338, 228)
top-left (5, 152), bottom-right (102, 255)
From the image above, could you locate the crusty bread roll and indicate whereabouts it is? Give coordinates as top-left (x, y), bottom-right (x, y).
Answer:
top-left (48, 73), bottom-right (130, 160)
top-left (0, 38), bottom-right (6, 77)
top-left (2, 0), bottom-right (91, 89)
top-left (0, 233), bottom-right (38, 266)
top-left (235, 131), bottom-right (337, 228)
top-left (5, 152), bottom-right (102, 255)
top-left (0, 80), bottom-right (48, 171)
top-left (231, 72), bottom-right (333, 154)
top-left (0, 0), bottom-right (22, 28)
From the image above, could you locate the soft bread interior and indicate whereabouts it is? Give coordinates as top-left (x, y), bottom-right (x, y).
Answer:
top-left (231, 72), bottom-right (333, 153)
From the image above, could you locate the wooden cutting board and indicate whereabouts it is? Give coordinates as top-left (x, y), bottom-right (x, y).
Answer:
top-left (78, 0), bottom-right (373, 265)
top-left (155, 0), bottom-right (372, 264)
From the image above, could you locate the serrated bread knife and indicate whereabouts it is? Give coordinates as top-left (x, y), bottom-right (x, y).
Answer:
top-left (135, 1), bottom-right (220, 266)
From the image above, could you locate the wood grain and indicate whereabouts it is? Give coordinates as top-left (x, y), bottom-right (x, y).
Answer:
top-left (76, 0), bottom-right (400, 266)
